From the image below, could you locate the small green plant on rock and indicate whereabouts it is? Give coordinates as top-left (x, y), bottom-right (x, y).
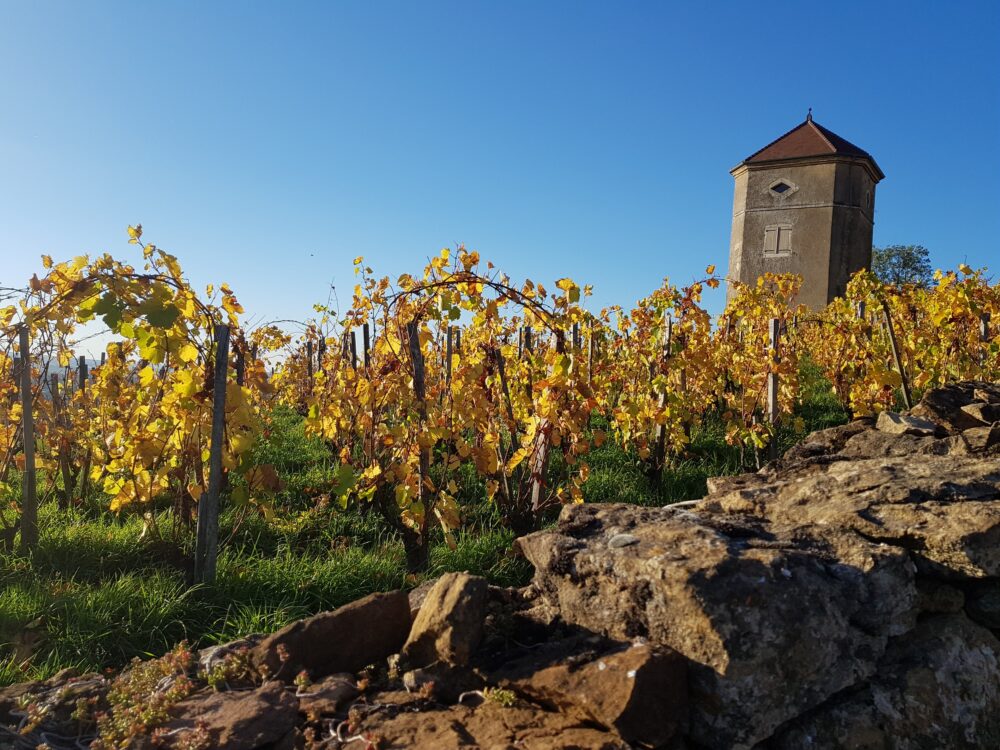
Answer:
top-left (90, 643), bottom-right (195, 750)
top-left (200, 646), bottom-right (257, 692)
top-left (483, 687), bottom-right (517, 707)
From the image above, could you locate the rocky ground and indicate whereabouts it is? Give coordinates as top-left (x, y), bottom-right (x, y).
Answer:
top-left (3, 381), bottom-right (1000, 749)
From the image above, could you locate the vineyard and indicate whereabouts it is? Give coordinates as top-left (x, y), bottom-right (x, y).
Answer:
top-left (1, 228), bottom-right (998, 679)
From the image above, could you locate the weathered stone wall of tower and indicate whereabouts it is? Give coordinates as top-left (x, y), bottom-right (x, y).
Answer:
top-left (828, 162), bottom-right (877, 299)
top-left (729, 156), bottom-right (880, 310)
top-left (728, 160), bottom-right (838, 310)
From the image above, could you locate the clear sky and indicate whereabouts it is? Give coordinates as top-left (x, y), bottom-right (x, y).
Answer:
top-left (1, 1), bottom-right (998, 351)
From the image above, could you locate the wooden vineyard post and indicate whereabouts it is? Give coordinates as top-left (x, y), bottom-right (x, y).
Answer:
top-left (587, 330), bottom-right (595, 385)
top-left (317, 338), bottom-right (327, 374)
top-left (235, 344), bottom-right (246, 387)
top-left (767, 318), bottom-right (780, 461)
top-left (881, 300), bottom-right (912, 409)
top-left (405, 320), bottom-right (430, 570)
top-left (362, 322), bottom-right (372, 369)
top-left (77, 355), bottom-right (88, 391)
top-left (51, 373), bottom-right (70, 509)
top-left (306, 340), bottom-right (314, 381)
top-left (194, 324), bottom-right (229, 585)
top-left (350, 331), bottom-right (358, 369)
top-left (18, 326), bottom-right (38, 553)
top-left (407, 322), bottom-right (427, 420)
top-left (651, 313), bottom-right (672, 475)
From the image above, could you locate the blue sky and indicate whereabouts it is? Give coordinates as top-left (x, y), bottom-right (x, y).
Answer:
top-left (1, 1), bottom-right (998, 348)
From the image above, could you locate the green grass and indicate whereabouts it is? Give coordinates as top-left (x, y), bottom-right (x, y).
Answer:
top-left (0, 382), bottom-right (849, 686)
top-left (0, 504), bottom-right (516, 684)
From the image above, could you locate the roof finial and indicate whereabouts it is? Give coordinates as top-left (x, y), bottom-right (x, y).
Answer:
top-left (806, 107), bottom-right (813, 122)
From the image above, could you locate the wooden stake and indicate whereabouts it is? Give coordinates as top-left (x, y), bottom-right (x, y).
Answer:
top-left (587, 330), bottom-right (595, 385)
top-left (194, 324), bottom-right (229, 585)
top-left (652, 312), bottom-right (672, 473)
top-left (235, 345), bottom-right (246, 387)
top-left (306, 340), bottom-right (314, 380)
top-left (881, 301), bottom-right (912, 409)
top-left (18, 326), bottom-right (38, 553)
top-left (77, 355), bottom-right (88, 392)
top-left (363, 322), bottom-right (371, 369)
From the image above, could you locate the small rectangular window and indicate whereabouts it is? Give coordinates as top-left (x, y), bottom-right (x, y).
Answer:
top-left (764, 224), bottom-right (792, 256)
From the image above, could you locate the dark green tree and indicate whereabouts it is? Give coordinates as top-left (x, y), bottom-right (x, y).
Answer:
top-left (871, 245), bottom-right (934, 287)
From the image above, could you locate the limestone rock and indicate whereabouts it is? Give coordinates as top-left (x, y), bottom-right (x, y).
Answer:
top-left (401, 662), bottom-right (485, 703)
top-left (350, 689), bottom-right (632, 749)
top-left (974, 386), bottom-right (1000, 404)
top-left (295, 673), bottom-right (358, 716)
top-left (961, 401), bottom-right (1000, 425)
top-left (507, 642), bottom-right (687, 747)
top-left (157, 681), bottom-right (299, 750)
top-left (517, 504), bottom-right (916, 749)
top-left (253, 591), bottom-right (410, 681)
top-left (767, 614), bottom-right (1000, 750)
top-left (776, 419), bottom-right (872, 464)
top-left (915, 578), bottom-right (965, 613)
top-left (407, 576), bottom-right (439, 619)
top-left (910, 381), bottom-right (1000, 432)
top-left (702, 451), bottom-right (1000, 579)
top-left (966, 580), bottom-right (1000, 629)
top-left (401, 572), bottom-right (488, 668)
top-left (876, 410), bottom-right (939, 436)
top-left (839, 427), bottom-right (950, 457)
top-left (0, 670), bottom-right (107, 735)
top-left (962, 423), bottom-right (1000, 452)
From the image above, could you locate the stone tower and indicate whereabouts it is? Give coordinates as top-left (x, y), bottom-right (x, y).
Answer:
top-left (727, 114), bottom-right (884, 309)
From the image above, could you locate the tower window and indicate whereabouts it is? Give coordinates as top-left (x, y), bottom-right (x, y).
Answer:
top-left (771, 182), bottom-right (791, 194)
top-left (764, 224), bottom-right (792, 256)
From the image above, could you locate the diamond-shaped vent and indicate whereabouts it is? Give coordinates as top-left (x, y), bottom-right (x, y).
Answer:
top-left (771, 182), bottom-right (791, 195)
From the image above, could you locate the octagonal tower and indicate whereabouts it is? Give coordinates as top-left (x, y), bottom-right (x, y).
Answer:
top-left (727, 114), bottom-right (884, 309)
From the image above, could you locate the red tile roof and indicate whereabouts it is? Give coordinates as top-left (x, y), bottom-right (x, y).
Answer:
top-left (742, 115), bottom-right (883, 179)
